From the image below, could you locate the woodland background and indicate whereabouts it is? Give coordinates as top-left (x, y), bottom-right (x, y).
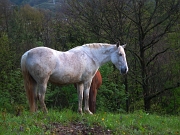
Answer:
top-left (0, 0), bottom-right (180, 115)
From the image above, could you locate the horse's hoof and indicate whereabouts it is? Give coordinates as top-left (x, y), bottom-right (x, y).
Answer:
top-left (87, 110), bottom-right (93, 115)
top-left (84, 109), bottom-right (93, 115)
top-left (78, 109), bottom-right (83, 115)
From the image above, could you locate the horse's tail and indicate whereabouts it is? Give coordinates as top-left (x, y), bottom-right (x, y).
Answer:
top-left (21, 53), bottom-right (36, 112)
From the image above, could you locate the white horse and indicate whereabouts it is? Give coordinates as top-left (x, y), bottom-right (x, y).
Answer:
top-left (21, 42), bottom-right (128, 114)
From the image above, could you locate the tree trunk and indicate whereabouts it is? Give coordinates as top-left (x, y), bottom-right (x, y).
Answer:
top-left (144, 96), bottom-right (151, 111)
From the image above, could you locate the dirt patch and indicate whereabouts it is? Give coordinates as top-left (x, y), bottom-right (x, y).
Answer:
top-left (44, 122), bottom-right (113, 135)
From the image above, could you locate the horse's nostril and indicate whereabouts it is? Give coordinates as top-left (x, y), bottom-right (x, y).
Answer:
top-left (121, 67), bottom-right (127, 74)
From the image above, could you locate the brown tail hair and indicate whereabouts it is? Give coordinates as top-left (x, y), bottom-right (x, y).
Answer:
top-left (21, 57), bottom-right (36, 112)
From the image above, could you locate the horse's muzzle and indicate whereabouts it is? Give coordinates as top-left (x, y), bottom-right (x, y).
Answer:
top-left (121, 67), bottom-right (128, 74)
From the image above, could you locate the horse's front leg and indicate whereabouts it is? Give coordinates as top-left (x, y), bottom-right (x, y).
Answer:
top-left (84, 81), bottom-right (93, 115)
top-left (77, 83), bottom-right (84, 114)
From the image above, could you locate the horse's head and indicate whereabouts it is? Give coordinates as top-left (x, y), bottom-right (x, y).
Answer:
top-left (111, 42), bottom-right (128, 74)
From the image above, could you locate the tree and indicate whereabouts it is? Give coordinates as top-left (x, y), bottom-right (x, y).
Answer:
top-left (123, 0), bottom-right (180, 111)
top-left (0, 0), bottom-right (12, 33)
top-left (64, 0), bottom-right (130, 43)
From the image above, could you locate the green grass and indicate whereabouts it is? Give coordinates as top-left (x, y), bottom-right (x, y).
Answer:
top-left (0, 109), bottom-right (179, 135)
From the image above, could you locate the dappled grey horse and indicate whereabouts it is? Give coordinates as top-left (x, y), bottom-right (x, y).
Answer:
top-left (21, 43), bottom-right (128, 114)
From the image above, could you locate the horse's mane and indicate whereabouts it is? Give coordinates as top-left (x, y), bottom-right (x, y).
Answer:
top-left (82, 43), bottom-right (112, 49)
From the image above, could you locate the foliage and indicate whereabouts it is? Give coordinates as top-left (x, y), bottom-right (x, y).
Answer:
top-left (0, 33), bottom-right (26, 114)
top-left (96, 63), bottom-right (127, 113)
top-left (0, 68), bottom-right (26, 113)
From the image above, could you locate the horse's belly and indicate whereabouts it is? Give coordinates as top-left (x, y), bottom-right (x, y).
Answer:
top-left (49, 73), bottom-right (82, 84)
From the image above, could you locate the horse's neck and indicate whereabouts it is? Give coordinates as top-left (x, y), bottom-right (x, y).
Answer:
top-left (84, 45), bottom-right (116, 66)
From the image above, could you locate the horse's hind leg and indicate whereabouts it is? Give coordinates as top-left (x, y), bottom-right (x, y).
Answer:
top-left (29, 81), bottom-right (38, 112)
top-left (38, 83), bottom-right (48, 113)
top-left (33, 83), bottom-right (38, 112)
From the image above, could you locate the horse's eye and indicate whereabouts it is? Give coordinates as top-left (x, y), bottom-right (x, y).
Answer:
top-left (119, 53), bottom-right (122, 56)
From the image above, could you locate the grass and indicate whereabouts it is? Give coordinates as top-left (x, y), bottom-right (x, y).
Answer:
top-left (0, 109), bottom-right (179, 135)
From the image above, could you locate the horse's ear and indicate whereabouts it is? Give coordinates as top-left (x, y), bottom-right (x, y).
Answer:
top-left (122, 44), bottom-right (127, 48)
top-left (116, 41), bottom-right (120, 48)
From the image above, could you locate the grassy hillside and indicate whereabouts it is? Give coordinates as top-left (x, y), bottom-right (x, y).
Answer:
top-left (0, 109), bottom-right (179, 134)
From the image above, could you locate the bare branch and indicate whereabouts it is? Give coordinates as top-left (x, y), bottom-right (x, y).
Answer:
top-left (147, 84), bottom-right (180, 100)
top-left (146, 48), bottom-right (169, 67)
